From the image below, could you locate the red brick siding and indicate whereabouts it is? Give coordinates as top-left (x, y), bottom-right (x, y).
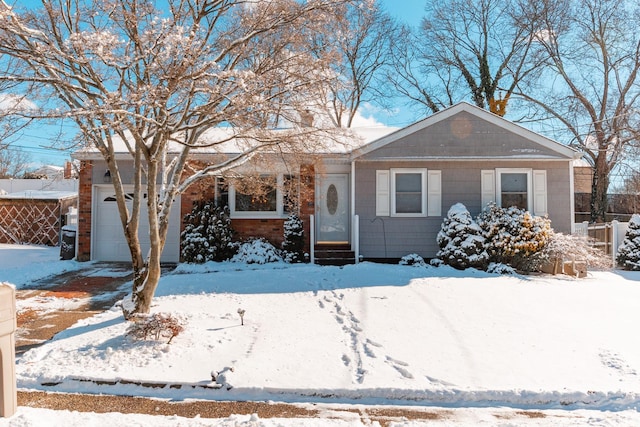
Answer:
top-left (232, 218), bottom-right (285, 246)
top-left (76, 161), bottom-right (93, 261)
top-left (298, 164), bottom-right (315, 254)
top-left (179, 165), bottom-right (316, 255)
top-left (81, 160), bottom-right (316, 261)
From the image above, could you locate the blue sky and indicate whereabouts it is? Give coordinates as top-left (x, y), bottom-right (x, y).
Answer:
top-left (380, 0), bottom-right (424, 27)
top-left (9, 1), bottom-right (426, 167)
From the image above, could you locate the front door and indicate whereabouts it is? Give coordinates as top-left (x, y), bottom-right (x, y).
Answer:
top-left (316, 174), bottom-right (350, 244)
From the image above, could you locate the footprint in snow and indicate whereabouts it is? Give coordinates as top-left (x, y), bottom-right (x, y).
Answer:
top-left (425, 375), bottom-right (456, 387)
top-left (342, 354), bottom-right (351, 366)
top-left (384, 356), bottom-right (414, 379)
top-left (599, 349), bottom-right (638, 376)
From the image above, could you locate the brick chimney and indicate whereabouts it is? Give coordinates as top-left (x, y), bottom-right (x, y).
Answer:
top-left (64, 161), bottom-right (72, 179)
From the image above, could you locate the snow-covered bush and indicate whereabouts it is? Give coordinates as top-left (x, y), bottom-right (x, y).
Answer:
top-left (477, 203), bottom-right (552, 272)
top-left (542, 232), bottom-right (612, 270)
top-left (281, 214), bottom-right (306, 263)
top-left (181, 201), bottom-right (237, 263)
top-left (399, 253), bottom-right (426, 266)
top-left (617, 214), bottom-right (640, 270)
top-left (436, 203), bottom-right (488, 270)
top-left (231, 238), bottom-right (283, 264)
top-left (126, 312), bottom-right (185, 344)
top-left (429, 258), bottom-right (444, 267)
top-left (487, 262), bottom-right (517, 275)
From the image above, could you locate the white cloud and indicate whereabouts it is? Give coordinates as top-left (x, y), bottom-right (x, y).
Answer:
top-left (0, 93), bottom-right (38, 114)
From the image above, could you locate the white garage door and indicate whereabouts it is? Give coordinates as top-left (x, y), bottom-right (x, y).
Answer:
top-left (92, 186), bottom-right (181, 262)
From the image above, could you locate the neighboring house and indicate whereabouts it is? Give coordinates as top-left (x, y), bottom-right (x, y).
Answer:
top-left (72, 102), bottom-right (581, 264)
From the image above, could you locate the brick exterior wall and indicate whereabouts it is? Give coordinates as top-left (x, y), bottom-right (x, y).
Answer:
top-left (179, 164), bottom-right (316, 257)
top-left (233, 218), bottom-right (286, 246)
top-left (80, 160), bottom-right (316, 262)
top-left (76, 161), bottom-right (93, 261)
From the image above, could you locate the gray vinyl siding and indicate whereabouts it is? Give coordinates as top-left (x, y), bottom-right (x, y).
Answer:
top-left (359, 111), bottom-right (567, 160)
top-left (356, 160), bottom-right (572, 260)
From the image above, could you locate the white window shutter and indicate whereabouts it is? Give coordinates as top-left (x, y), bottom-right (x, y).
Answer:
top-left (533, 170), bottom-right (547, 216)
top-left (481, 170), bottom-right (496, 208)
top-left (427, 170), bottom-right (441, 216)
top-left (375, 170), bottom-right (390, 216)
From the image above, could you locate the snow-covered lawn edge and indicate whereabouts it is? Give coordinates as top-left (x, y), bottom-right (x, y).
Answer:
top-left (19, 377), bottom-right (640, 411)
top-left (14, 262), bottom-right (640, 413)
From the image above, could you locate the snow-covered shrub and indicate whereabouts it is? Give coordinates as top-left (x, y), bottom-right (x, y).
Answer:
top-left (477, 203), bottom-right (552, 272)
top-left (617, 214), bottom-right (640, 270)
top-left (181, 201), bottom-right (237, 263)
top-left (436, 203), bottom-right (488, 270)
top-left (399, 253), bottom-right (426, 266)
top-left (281, 214), bottom-right (306, 263)
top-left (542, 232), bottom-right (612, 270)
top-left (126, 312), bottom-right (185, 344)
top-left (429, 258), bottom-right (444, 267)
top-left (487, 262), bottom-right (517, 275)
top-left (231, 238), bottom-right (283, 264)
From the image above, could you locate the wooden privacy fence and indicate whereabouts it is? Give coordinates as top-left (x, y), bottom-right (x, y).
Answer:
top-left (573, 220), bottom-right (629, 264)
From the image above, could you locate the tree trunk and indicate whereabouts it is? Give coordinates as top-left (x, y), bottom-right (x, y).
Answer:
top-left (121, 157), bottom-right (169, 320)
top-left (122, 256), bottom-right (162, 319)
top-left (590, 154), bottom-right (610, 223)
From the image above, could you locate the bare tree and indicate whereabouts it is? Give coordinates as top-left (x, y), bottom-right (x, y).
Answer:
top-left (389, 0), bottom-right (546, 116)
top-left (312, 0), bottom-right (395, 127)
top-left (0, 58), bottom-right (37, 172)
top-left (0, 146), bottom-right (30, 178)
top-left (515, 0), bottom-right (640, 222)
top-left (0, 0), bottom-right (352, 318)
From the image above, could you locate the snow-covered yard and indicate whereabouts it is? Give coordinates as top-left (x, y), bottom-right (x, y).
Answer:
top-left (1, 244), bottom-right (640, 425)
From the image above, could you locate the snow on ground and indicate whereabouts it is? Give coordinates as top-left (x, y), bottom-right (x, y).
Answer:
top-left (1, 244), bottom-right (640, 425)
top-left (0, 243), bottom-right (85, 288)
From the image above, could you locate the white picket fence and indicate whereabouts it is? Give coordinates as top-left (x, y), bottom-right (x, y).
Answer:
top-left (573, 220), bottom-right (629, 264)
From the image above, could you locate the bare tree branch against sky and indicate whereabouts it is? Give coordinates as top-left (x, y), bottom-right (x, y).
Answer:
top-left (2, 1), bottom-right (427, 166)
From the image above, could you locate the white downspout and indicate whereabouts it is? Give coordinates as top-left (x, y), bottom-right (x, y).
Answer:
top-left (351, 161), bottom-right (358, 263)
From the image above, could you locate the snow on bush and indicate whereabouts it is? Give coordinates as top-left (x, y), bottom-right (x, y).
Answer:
top-left (126, 312), bottom-right (185, 344)
top-left (399, 253), bottom-right (426, 266)
top-left (477, 203), bottom-right (552, 272)
top-left (616, 213), bottom-right (640, 270)
top-left (181, 201), bottom-right (237, 263)
top-left (281, 214), bottom-right (306, 263)
top-left (542, 232), bottom-right (612, 270)
top-left (436, 203), bottom-right (488, 270)
top-left (231, 238), bottom-right (283, 264)
top-left (429, 258), bottom-right (444, 267)
top-left (487, 262), bottom-right (517, 275)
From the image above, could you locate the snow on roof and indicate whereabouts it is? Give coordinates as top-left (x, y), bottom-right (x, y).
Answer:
top-left (0, 190), bottom-right (77, 200)
top-left (72, 126), bottom-right (399, 159)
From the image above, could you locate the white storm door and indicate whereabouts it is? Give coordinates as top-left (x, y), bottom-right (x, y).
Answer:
top-left (316, 174), bottom-right (350, 243)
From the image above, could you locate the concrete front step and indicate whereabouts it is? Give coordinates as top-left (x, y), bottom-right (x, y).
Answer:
top-left (314, 246), bottom-right (356, 266)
